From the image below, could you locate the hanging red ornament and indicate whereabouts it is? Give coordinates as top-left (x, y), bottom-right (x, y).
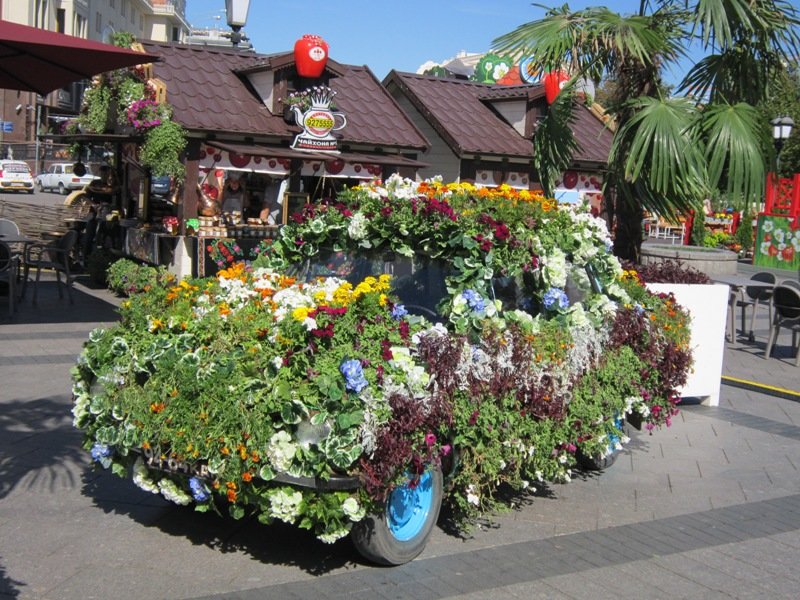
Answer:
top-left (543, 70), bottom-right (569, 104)
top-left (294, 34), bottom-right (329, 78)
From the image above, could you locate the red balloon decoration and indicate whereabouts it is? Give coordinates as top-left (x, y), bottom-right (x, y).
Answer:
top-left (543, 70), bottom-right (569, 104)
top-left (294, 34), bottom-right (329, 78)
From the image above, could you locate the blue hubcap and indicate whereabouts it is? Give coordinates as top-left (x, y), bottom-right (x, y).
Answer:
top-left (386, 470), bottom-right (433, 541)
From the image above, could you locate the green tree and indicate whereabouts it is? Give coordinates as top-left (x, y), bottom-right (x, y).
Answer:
top-left (760, 62), bottom-right (800, 177)
top-left (493, 1), bottom-right (800, 262)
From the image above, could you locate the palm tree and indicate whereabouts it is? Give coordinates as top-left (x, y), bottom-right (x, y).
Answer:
top-left (493, 1), bottom-right (800, 262)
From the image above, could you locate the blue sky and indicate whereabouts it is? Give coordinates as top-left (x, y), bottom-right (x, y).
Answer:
top-left (186, 1), bottom-right (698, 84)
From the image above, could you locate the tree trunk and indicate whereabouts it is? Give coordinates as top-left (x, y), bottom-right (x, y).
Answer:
top-left (613, 194), bottom-right (644, 264)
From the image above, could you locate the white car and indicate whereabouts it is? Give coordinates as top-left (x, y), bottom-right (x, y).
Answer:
top-left (35, 162), bottom-right (98, 194)
top-left (0, 160), bottom-right (34, 194)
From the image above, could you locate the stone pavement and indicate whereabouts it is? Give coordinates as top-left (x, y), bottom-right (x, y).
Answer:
top-left (1, 267), bottom-right (799, 600)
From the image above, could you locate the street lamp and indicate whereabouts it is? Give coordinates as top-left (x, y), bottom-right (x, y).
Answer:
top-left (771, 115), bottom-right (794, 171)
top-left (225, 0), bottom-right (251, 48)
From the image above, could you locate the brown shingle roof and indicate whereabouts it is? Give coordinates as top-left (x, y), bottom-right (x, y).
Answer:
top-left (140, 42), bottom-right (428, 151)
top-left (385, 71), bottom-right (613, 166)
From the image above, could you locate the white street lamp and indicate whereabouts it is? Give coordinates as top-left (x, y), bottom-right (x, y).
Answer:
top-left (225, 0), bottom-right (251, 47)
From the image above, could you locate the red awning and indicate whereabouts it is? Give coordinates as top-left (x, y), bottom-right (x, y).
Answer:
top-left (0, 19), bottom-right (160, 95)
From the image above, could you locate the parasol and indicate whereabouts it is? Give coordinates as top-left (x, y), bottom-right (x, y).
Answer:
top-left (0, 19), bottom-right (159, 95)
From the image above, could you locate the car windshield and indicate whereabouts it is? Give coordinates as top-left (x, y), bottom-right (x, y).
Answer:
top-left (289, 248), bottom-right (454, 320)
top-left (3, 163), bottom-right (30, 173)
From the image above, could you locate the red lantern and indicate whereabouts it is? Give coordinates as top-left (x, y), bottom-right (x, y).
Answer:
top-left (294, 34), bottom-right (329, 78)
top-left (543, 70), bottom-right (569, 104)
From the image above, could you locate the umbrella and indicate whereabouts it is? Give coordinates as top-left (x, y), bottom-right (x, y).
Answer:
top-left (0, 19), bottom-right (159, 95)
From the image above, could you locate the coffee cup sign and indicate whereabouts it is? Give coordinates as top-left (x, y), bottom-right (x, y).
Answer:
top-left (290, 86), bottom-right (347, 152)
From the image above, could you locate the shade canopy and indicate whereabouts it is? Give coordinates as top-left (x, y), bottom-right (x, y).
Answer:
top-left (0, 19), bottom-right (159, 95)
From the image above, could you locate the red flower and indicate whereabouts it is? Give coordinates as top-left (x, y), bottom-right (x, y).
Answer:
top-left (380, 338), bottom-right (393, 361)
top-left (494, 223), bottom-right (510, 240)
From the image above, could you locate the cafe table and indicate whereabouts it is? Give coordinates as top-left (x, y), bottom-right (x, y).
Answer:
top-left (711, 274), bottom-right (775, 344)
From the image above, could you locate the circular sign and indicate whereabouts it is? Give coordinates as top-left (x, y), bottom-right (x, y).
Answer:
top-left (519, 56), bottom-right (542, 84)
top-left (563, 170), bottom-right (578, 189)
top-left (304, 110), bottom-right (335, 137)
top-left (228, 152), bottom-right (251, 169)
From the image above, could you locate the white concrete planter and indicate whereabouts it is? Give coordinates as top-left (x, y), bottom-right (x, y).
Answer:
top-left (646, 283), bottom-right (729, 406)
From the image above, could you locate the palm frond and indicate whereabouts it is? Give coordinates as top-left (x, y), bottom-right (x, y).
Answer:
top-left (532, 82), bottom-right (581, 198)
top-left (610, 95), bottom-right (706, 218)
top-left (697, 102), bottom-right (768, 208)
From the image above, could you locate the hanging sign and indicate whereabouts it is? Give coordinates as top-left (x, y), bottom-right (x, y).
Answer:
top-left (294, 34), bottom-right (329, 78)
top-left (290, 86), bottom-right (347, 152)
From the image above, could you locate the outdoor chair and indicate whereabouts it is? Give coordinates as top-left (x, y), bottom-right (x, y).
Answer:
top-left (0, 241), bottom-right (19, 317)
top-left (780, 279), bottom-right (800, 292)
top-left (735, 272), bottom-right (776, 342)
top-left (24, 229), bottom-right (78, 305)
top-left (764, 284), bottom-right (800, 367)
top-left (0, 217), bottom-right (20, 237)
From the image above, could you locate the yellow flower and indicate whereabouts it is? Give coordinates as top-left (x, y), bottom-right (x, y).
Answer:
top-left (148, 317), bottom-right (164, 332)
top-left (292, 306), bottom-right (311, 322)
top-left (379, 293), bottom-right (388, 307)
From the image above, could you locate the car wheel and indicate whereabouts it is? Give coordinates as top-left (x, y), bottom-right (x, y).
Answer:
top-left (58, 182), bottom-right (66, 195)
top-left (351, 465), bottom-right (443, 565)
top-left (36, 181), bottom-right (44, 192)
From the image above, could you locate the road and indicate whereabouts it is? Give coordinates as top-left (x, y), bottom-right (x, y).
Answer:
top-left (0, 187), bottom-right (68, 208)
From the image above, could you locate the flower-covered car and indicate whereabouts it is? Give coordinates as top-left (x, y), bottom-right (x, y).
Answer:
top-left (72, 175), bottom-right (692, 565)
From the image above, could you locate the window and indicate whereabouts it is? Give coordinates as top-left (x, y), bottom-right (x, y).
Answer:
top-left (56, 8), bottom-right (65, 33)
top-left (172, 27), bottom-right (180, 42)
top-left (95, 12), bottom-right (102, 33)
top-left (110, 0), bottom-right (115, 8)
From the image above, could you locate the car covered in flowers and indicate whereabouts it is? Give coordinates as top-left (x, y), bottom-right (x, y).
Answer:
top-left (72, 175), bottom-right (692, 565)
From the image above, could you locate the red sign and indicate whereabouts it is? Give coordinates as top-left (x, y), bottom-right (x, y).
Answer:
top-left (294, 34), bottom-right (329, 78)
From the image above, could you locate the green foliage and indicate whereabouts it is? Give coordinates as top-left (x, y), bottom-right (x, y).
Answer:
top-left (81, 85), bottom-right (112, 133)
top-left (106, 258), bottom-right (175, 295)
top-left (140, 120), bottom-right (187, 180)
top-left (492, 1), bottom-right (800, 261)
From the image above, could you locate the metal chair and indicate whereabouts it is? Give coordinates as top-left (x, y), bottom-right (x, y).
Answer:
top-left (764, 284), bottom-right (800, 367)
top-left (735, 272), bottom-right (776, 341)
top-left (0, 241), bottom-right (19, 317)
top-left (0, 217), bottom-right (20, 237)
top-left (24, 229), bottom-right (78, 305)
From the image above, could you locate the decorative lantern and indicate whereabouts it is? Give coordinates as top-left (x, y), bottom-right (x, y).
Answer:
top-left (543, 70), bottom-right (569, 104)
top-left (225, 0), bottom-right (251, 47)
top-left (294, 34), bottom-right (329, 78)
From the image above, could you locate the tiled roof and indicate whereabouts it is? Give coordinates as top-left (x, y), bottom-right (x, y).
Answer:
top-left (140, 42), bottom-right (428, 151)
top-left (385, 71), bottom-right (613, 165)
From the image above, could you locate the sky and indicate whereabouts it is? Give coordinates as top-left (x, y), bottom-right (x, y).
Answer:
top-left (185, 0), bottom-right (697, 84)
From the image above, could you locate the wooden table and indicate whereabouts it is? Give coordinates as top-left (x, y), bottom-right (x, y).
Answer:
top-left (711, 275), bottom-right (775, 344)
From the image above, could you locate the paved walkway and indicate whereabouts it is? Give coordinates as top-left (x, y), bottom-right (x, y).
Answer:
top-left (1, 266), bottom-right (799, 599)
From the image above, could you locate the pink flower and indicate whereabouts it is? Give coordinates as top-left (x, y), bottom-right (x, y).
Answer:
top-left (424, 433), bottom-right (436, 447)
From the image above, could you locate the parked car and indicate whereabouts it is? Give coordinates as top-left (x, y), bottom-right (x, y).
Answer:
top-left (150, 175), bottom-right (172, 198)
top-left (35, 162), bottom-right (99, 194)
top-left (0, 160), bottom-right (34, 194)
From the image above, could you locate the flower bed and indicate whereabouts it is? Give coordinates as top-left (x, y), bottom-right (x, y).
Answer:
top-left (72, 176), bottom-right (691, 564)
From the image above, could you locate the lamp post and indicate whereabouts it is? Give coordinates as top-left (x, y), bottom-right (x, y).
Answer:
top-left (771, 115), bottom-right (794, 175)
top-left (225, 0), bottom-right (251, 48)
